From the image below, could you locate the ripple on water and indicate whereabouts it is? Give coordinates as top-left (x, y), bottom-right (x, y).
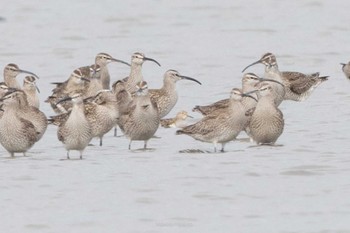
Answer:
top-left (280, 164), bottom-right (335, 176)
top-left (25, 224), bottom-right (50, 230)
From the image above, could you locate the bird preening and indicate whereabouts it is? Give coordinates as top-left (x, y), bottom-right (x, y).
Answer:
top-left (0, 51), bottom-right (332, 157)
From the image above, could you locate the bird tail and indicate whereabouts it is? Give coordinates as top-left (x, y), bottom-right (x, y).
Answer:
top-left (192, 105), bottom-right (205, 115)
top-left (176, 130), bottom-right (184, 135)
top-left (318, 75), bottom-right (329, 82)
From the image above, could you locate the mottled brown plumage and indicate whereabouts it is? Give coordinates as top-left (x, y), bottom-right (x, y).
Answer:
top-left (56, 93), bottom-right (92, 159)
top-left (50, 90), bottom-right (118, 146)
top-left (246, 83), bottom-right (284, 145)
top-left (0, 90), bottom-right (43, 157)
top-left (281, 71), bottom-right (328, 101)
top-left (119, 81), bottom-right (160, 150)
top-left (177, 88), bottom-right (250, 152)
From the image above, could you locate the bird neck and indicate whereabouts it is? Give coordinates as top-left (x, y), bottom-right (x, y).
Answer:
top-left (4, 76), bottom-right (20, 89)
top-left (99, 66), bottom-right (110, 89)
top-left (163, 77), bottom-right (176, 92)
top-left (129, 63), bottom-right (143, 83)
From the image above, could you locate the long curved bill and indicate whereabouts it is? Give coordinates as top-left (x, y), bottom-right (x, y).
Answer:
top-left (110, 58), bottom-right (131, 67)
top-left (180, 75), bottom-right (202, 85)
top-left (35, 83), bottom-right (40, 93)
top-left (241, 93), bottom-right (258, 102)
top-left (55, 97), bottom-right (72, 106)
top-left (258, 78), bottom-right (284, 87)
top-left (242, 60), bottom-right (261, 73)
top-left (18, 69), bottom-right (40, 79)
top-left (143, 57), bottom-right (161, 67)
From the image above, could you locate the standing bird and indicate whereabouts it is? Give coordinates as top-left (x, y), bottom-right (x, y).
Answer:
top-left (3, 63), bottom-right (39, 89)
top-left (22, 76), bottom-right (40, 108)
top-left (123, 52), bottom-right (161, 94)
top-left (245, 82), bottom-right (284, 145)
top-left (55, 92), bottom-right (92, 159)
top-left (243, 53), bottom-right (328, 103)
top-left (118, 81), bottom-right (160, 150)
top-left (160, 110), bottom-right (193, 128)
top-left (1, 89), bottom-right (47, 141)
top-left (0, 90), bottom-right (46, 157)
top-left (149, 70), bottom-right (201, 118)
top-left (176, 88), bottom-right (253, 152)
top-left (341, 62), bottom-right (350, 80)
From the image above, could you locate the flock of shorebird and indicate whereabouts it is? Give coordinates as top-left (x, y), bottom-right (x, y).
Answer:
top-left (0, 51), bottom-right (340, 158)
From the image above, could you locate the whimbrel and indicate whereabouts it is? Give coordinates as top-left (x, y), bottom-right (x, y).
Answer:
top-left (123, 52), bottom-right (161, 94)
top-left (23, 76), bottom-right (40, 108)
top-left (1, 89), bottom-right (47, 141)
top-left (118, 81), bottom-right (160, 150)
top-left (243, 53), bottom-right (328, 103)
top-left (93, 52), bottom-right (130, 89)
top-left (55, 92), bottom-right (92, 159)
top-left (176, 88), bottom-right (252, 152)
top-left (245, 82), bottom-right (284, 145)
top-left (0, 91), bottom-right (37, 157)
top-left (160, 110), bottom-right (193, 128)
top-left (149, 70), bottom-right (201, 118)
top-left (3, 63), bottom-right (39, 89)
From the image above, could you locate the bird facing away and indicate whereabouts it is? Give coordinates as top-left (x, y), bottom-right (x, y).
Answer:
top-left (176, 88), bottom-right (253, 152)
top-left (242, 53), bottom-right (286, 106)
top-left (23, 75), bottom-right (40, 108)
top-left (82, 64), bottom-right (104, 98)
top-left (118, 81), bottom-right (160, 150)
top-left (3, 63), bottom-right (39, 89)
top-left (192, 73), bottom-right (260, 116)
top-left (55, 92), bottom-right (92, 159)
top-left (149, 69), bottom-right (202, 118)
top-left (45, 68), bottom-right (90, 114)
top-left (0, 90), bottom-right (44, 157)
top-left (123, 52), bottom-right (161, 94)
top-left (111, 80), bottom-right (133, 136)
top-left (341, 62), bottom-right (350, 80)
top-left (160, 110), bottom-right (193, 128)
top-left (245, 82), bottom-right (284, 145)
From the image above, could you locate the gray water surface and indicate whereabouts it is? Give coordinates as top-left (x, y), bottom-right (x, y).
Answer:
top-left (1, 1), bottom-right (350, 232)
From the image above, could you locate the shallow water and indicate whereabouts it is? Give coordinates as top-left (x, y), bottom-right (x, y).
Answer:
top-left (1, 0), bottom-right (350, 232)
